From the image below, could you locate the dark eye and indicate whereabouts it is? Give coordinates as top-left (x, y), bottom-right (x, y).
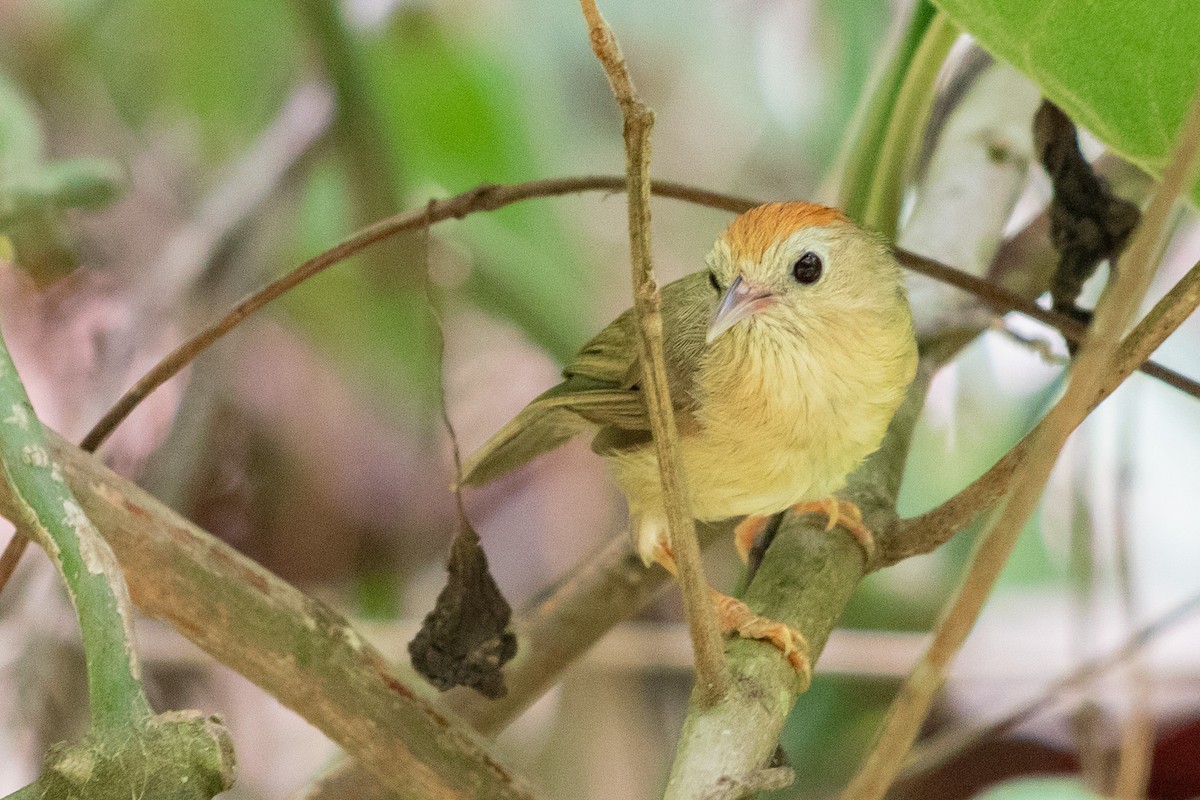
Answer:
top-left (707, 271), bottom-right (721, 292)
top-left (791, 252), bottom-right (823, 284)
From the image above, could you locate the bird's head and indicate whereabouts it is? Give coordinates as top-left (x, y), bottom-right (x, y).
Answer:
top-left (704, 201), bottom-right (908, 345)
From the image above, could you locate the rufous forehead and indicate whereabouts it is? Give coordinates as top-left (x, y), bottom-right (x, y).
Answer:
top-left (719, 201), bottom-right (847, 262)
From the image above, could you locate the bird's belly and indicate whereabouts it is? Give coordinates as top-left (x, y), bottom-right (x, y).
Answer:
top-left (682, 426), bottom-right (849, 520)
top-left (609, 410), bottom-right (875, 523)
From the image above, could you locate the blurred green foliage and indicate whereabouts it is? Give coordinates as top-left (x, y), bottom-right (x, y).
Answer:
top-left (0, 72), bottom-right (124, 283)
top-left (972, 777), bottom-right (1105, 799)
top-left (81, 0), bottom-right (300, 155)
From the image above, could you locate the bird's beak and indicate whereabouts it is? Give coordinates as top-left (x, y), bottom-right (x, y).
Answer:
top-left (706, 274), bottom-right (777, 344)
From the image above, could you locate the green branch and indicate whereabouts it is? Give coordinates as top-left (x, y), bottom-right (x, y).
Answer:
top-left (0, 330), bottom-right (150, 730)
top-left (0, 328), bottom-right (234, 798)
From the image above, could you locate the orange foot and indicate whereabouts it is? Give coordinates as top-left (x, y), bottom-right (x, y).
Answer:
top-left (734, 499), bottom-right (875, 564)
top-left (650, 543), bottom-right (811, 682)
top-left (712, 591), bottom-right (811, 687)
top-left (790, 498), bottom-right (875, 562)
top-left (733, 515), bottom-right (771, 564)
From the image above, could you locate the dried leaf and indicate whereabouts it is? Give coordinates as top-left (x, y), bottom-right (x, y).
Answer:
top-left (408, 520), bottom-right (516, 699)
top-left (1035, 101), bottom-right (1141, 329)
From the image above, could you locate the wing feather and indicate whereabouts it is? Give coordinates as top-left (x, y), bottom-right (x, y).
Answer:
top-left (459, 271), bottom-right (715, 484)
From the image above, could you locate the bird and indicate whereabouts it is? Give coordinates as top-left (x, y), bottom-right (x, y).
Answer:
top-left (460, 201), bottom-right (918, 678)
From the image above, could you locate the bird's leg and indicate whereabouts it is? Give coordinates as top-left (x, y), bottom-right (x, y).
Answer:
top-left (788, 498), bottom-right (875, 562)
top-left (650, 542), bottom-right (811, 683)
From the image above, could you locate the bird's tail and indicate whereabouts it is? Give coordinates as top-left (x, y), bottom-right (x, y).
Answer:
top-left (458, 392), bottom-right (594, 487)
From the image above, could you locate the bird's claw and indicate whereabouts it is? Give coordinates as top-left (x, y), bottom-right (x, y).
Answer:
top-left (789, 498), bottom-right (874, 563)
top-left (711, 591), bottom-right (812, 689)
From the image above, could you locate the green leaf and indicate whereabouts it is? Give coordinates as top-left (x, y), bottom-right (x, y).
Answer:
top-left (0, 74), bottom-right (125, 283)
top-left (931, 0), bottom-right (1200, 204)
top-left (972, 777), bottom-right (1106, 800)
top-left (0, 72), bottom-right (43, 178)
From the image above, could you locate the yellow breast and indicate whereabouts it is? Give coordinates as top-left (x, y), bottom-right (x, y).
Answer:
top-left (610, 309), bottom-right (916, 527)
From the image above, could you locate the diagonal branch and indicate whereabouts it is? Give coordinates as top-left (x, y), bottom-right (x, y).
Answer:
top-left (842, 85), bottom-right (1200, 800)
top-left (879, 253), bottom-right (1200, 567)
top-left (577, 0), bottom-right (729, 706)
top-left (900, 586), bottom-right (1200, 783)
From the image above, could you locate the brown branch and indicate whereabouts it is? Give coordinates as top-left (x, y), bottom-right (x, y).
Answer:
top-left (577, 0), bottom-right (729, 706)
top-left (77, 176), bottom-right (753, 455)
top-left (0, 427), bottom-right (543, 800)
top-left (842, 85), bottom-right (1200, 800)
top-left (1111, 420), bottom-right (1154, 799)
top-left (899, 587), bottom-right (1200, 784)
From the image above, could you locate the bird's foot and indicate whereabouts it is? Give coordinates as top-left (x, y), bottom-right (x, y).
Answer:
top-left (711, 591), bottom-right (811, 687)
top-left (789, 498), bottom-right (874, 563)
top-left (733, 515), bottom-right (771, 564)
top-left (650, 542), bottom-right (810, 684)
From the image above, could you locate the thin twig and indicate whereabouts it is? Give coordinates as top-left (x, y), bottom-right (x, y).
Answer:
top-left (76, 176), bottom-right (753, 454)
top-left (577, 0), bottom-right (729, 706)
top-left (901, 587), bottom-right (1200, 782)
top-left (841, 85), bottom-right (1200, 800)
top-left (77, 175), bottom-right (1199, 458)
top-left (1111, 415), bottom-right (1155, 798)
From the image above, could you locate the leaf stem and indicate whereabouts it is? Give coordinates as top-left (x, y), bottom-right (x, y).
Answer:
top-left (860, 10), bottom-right (959, 236)
top-left (837, 1), bottom-right (935, 223)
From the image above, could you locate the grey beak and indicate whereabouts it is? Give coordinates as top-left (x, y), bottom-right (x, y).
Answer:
top-left (706, 274), bottom-right (777, 344)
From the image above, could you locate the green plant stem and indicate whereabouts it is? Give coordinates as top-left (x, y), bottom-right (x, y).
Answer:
top-left (859, 11), bottom-right (960, 236)
top-left (0, 425), bottom-right (539, 800)
top-left (837, 1), bottom-right (936, 224)
top-left (0, 328), bottom-right (151, 730)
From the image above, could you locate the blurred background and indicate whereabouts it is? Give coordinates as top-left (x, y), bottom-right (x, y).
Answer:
top-left (0, 0), bottom-right (1198, 798)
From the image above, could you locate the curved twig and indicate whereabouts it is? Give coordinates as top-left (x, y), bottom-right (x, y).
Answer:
top-left (79, 176), bottom-right (1196, 456)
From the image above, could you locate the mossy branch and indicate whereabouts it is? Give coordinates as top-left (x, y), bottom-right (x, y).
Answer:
top-left (0, 330), bottom-right (151, 730)
top-left (0, 425), bottom-right (543, 800)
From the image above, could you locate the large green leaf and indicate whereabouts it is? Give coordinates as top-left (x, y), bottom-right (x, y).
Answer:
top-left (932, 0), bottom-right (1200, 203)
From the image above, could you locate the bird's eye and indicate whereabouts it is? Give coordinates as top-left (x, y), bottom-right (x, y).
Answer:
top-left (708, 271), bottom-right (721, 292)
top-left (791, 251), bottom-right (823, 284)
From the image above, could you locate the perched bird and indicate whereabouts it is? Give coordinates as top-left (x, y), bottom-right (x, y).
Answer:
top-left (461, 201), bottom-right (918, 675)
